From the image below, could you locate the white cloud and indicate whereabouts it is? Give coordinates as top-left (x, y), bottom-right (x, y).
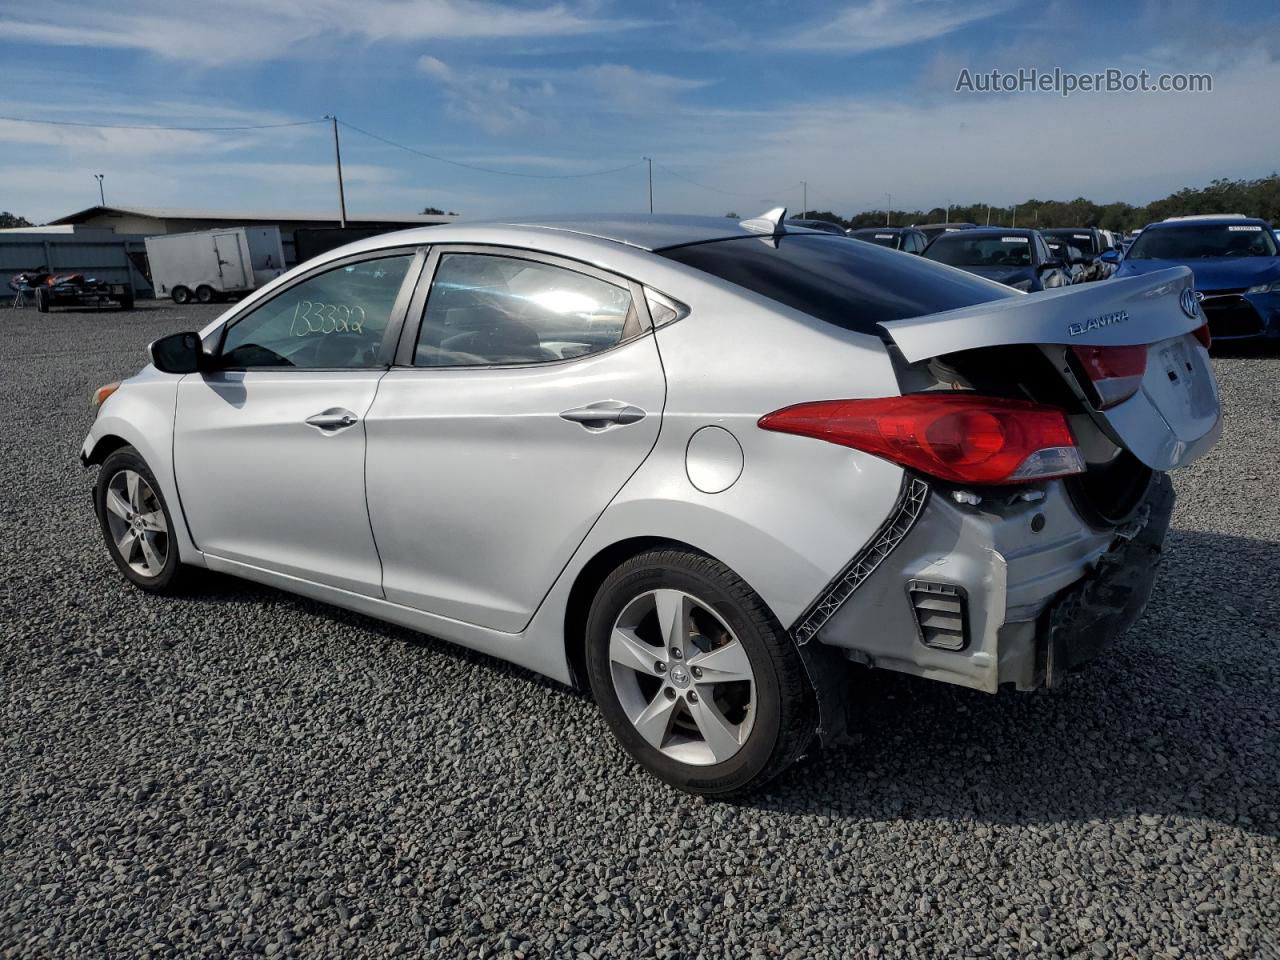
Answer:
top-left (0, 0), bottom-right (646, 65)
top-left (784, 0), bottom-right (1017, 53)
top-left (412, 57), bottom-right (710, 134)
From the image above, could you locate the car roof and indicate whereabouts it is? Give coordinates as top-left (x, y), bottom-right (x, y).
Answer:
top-left (481, 213), bottom-right (831, 251)
top-left (851, 226), bottom-right (909, 233)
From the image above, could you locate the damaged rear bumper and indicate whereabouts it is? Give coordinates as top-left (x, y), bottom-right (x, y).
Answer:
top-left (794, 471), bottom-right (1174, 717)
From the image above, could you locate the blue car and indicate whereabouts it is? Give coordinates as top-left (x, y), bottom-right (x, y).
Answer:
top-left (1107, 215), bottom-right (1280, 343)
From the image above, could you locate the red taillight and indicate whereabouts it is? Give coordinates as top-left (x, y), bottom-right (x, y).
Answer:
top-left (1192, 323), bottom-right (1211, 350)
top-left (1069, 344), bottom-right (1147, 409)
top-left (758, 394), bottom-right (1084, 485)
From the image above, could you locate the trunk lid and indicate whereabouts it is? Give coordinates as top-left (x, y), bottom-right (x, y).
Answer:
top-left (879, 266), bottom-right (1221, 471)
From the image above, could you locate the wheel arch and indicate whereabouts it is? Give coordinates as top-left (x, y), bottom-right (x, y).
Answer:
top-left (563, 535), bottom-right (722, 691)
top-left (82, 432), bottom-right (131, 467)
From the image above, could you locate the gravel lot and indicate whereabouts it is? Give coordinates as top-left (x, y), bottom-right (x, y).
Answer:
top-left (2, 300), bottom-right (1277, 960)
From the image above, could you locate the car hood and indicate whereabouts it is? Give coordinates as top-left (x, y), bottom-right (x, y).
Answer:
top-left (1114, 256), bottom-right (1280, 291)
top-left (949, 265), bottom-right (1035, 286)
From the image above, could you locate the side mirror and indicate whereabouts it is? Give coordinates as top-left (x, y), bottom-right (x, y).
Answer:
top-left (1100, 249), bottom-right (1120, 264)
top-left (149, 331), bottom-right (205, 374)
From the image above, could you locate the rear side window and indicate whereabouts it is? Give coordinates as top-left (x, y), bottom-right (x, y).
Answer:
top-left (414, 253), bottom-right (641, 366)
top-left (659, 234), bottom-right (1014, 334)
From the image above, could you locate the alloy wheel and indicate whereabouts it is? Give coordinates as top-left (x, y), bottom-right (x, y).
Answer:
top-left (103, 469), bottom-right (168, 578)
top-left (609, 588), bottom-right (757, 766)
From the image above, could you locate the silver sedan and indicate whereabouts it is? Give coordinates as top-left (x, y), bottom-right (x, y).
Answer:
top-left (83, 211), bottom-right (1221, 796)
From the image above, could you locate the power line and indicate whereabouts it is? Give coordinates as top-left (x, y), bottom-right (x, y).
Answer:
top-left (654, 162), bottom-right (801, 203)
top-left (338, 119), bottom-right (643, 180)
top-left (0, 114), bottom-right (326, 131)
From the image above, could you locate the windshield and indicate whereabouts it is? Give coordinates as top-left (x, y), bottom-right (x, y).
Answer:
top-left (924, 235), bottom-right (1033, 268)
top-left (658, 234), bottom-right (1014, 334)
top-left (850, 230), bottom-right (899, 248)
top-left (1127, 223), bottom-right (1278, 259)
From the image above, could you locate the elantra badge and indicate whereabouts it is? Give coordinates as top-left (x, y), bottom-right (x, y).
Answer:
top-left (1069, 309), bottom-right (1129, 336)
top-left (1180, 288), bottom-right (1201, 318)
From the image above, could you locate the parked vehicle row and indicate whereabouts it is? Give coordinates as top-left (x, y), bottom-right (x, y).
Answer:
top-left (83, 209), bottom-right (1222, 796)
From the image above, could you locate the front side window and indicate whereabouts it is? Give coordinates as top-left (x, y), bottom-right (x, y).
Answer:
top-left (414, 253), bottom-right (640, 366)
top-left (219, 254), bottom-right (413, 368)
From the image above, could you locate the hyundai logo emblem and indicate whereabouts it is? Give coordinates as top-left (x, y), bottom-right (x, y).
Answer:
top-left (1179, 288), bottom-right (1201, 319)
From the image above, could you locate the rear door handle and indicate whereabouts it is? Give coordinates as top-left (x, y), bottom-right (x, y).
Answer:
top-left (559, 401), bottom-right (646, 429)
top-left (305, 408), bottom-right (359, 431)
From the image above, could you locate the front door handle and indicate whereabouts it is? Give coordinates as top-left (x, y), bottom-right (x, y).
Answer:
top-left (559, 401), bottom-right (646, 429)
top-left (305, 408), bottom-right (359, 431)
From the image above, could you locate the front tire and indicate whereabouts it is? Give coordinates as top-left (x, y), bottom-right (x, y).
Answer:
top-left (585, 548), bottom-right (816, 798)
top-left (95, 447), bottom-right (185, 593)
top-left (171, 286), bottom-right (191, 305)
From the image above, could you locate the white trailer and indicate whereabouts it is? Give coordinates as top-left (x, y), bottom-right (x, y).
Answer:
top-left (145, 227), bottom-right (286, 304)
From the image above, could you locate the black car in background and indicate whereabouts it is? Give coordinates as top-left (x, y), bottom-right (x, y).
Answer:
top-left (1041, 227), bottom-right (1112, 281)
top-left (917, 222), bottom-right (978, 241)
top-left (847, 226), bottom-right (929, 254)
top-left (783, 218), bottom-right (848, 235)
top-left (921, 227), bottom-right (1070, 291)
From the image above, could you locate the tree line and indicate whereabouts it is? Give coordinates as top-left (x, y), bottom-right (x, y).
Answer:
top-left (786, 173), bottom-right (1280, 232)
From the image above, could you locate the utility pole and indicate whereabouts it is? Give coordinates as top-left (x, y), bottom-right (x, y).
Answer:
top-left (1012, 204), bottom-right (1018, 227)
top-left (325, 115), bottom-right (348, 227)
top-left (885, 193), bottom-right (892, 226)
top-left (985, 205), bottom-right (992, 226)
top-left (802, 180), bottom-right (807, 217)
top-left (945, 202), bottom-right (951, 225)
top-left (642, 157), bottom-right (653, 214)
top-left (94, 173), bottom-right (105, 206)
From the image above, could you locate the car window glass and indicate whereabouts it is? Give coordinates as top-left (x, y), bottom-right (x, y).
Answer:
top-left (219, 254), bottom-right (413, 369)
top-left (414, 253), bottom-right (639, 367)
top-left (660, 234), bottom-right (1014, 334)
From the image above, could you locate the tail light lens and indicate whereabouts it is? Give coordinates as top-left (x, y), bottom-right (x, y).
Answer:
top-left (1192, 323), bottom-right (1211, 350)
top-left (758, 394), bottom-right (1084, 485)
top-left (1069, 344), bottom-right (1147, 409)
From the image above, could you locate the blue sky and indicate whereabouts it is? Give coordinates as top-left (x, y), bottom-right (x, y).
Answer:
top-left (2, 0), bottom-right (1279, 224)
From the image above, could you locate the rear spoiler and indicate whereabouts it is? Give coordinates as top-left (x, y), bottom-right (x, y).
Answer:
top-left (879, 266), bottom-right (1199, 362)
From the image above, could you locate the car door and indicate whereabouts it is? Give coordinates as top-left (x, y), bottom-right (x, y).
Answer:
top-left (173, 248), bottom-right (423, 595)
top-left (364, 246), bottom-right (666, 633)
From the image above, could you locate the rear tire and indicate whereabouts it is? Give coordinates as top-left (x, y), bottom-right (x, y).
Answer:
top-left (171, 286), bottom-right (191, 305)
top-left (95, 446), bottom-right (186, 594)
top-left (195, 285), bottom-right (214, 304)
top-left (585, 547), bottom-right (816, 798)
top-left (117, 292), bottom-right (135, 310)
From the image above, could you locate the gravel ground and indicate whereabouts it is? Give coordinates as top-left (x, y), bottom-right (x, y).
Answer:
top-left (2, 300), bottom-right (1277, 959)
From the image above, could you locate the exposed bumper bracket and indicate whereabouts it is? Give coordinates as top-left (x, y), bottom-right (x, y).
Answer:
top-left (791, 475), bottom-right (930, 645)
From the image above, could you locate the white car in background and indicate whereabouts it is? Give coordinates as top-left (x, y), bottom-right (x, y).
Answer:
top-left (82, 211), bottom-right (1221, 796)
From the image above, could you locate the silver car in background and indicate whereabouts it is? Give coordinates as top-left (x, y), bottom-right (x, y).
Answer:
top-left (82, 211), bottom-right (1221, 796)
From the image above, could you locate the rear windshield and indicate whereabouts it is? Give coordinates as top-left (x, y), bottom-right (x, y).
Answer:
top-left (658, 234), bottom-right (1015, 334)
top-left (925, 234), bottom-right (1033, 267)
top-left (1127, 223), bottom-right (1278, 259)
